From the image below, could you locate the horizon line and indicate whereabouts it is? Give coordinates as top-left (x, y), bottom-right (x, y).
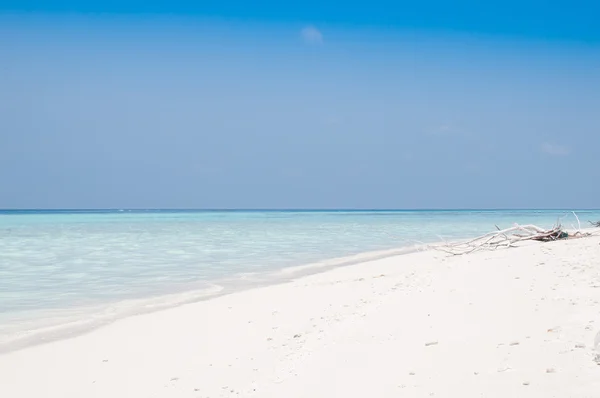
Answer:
top-left (1, 208), bottom-right (599, 212)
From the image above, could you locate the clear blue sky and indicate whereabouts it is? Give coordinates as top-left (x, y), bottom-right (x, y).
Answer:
top-left (1, 1), bottom-right (599, 209)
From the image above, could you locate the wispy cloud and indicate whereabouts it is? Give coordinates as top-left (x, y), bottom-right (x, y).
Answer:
top-left (301, 26), bottom-right (323, 45)
top-left (430, 124), bottom-right (452, 136)
top-left (427, 123), bottom-right (465, 137)
top-left (541, 142), bottom-right (571, 156)
top-left (325, 116), bottom-right (342, 127)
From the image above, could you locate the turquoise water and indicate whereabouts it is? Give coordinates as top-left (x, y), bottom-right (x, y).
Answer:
top-left (0, 209), bottom-right (598, 349)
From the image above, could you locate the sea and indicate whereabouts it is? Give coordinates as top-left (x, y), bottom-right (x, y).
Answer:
top-left (1, 209), bottom-right (599, 351)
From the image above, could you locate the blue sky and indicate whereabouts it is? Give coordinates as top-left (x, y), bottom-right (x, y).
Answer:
top-left (1, 2), bottom-right (600, 209)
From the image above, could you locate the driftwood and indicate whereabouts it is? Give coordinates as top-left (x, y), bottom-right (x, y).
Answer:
top-left (431, 212), bottom-right (599, 256)
top-left (589, 220), bottom-right (600, 228)
top-left (434, 212), bottom-right (600, 256)
top-left (434, 224), bottom-right (569, 255)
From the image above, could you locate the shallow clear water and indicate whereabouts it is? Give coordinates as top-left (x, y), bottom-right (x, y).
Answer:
top-left (0, 209), bottom-right (598, 348)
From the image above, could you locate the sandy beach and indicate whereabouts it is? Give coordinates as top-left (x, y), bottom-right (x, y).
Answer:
top-left (1, 234), bottom-right (600, 397)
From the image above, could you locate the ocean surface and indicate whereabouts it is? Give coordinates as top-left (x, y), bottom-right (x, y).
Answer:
top-left (1, 209), bottom-right (599, 350)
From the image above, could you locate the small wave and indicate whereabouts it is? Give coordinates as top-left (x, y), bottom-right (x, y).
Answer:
top-left (0, 283), bottom-right (224, 354)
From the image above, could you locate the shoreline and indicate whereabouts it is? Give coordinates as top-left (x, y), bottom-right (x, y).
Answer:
top-left (2, 209), bottom-right (594, 351)
top-left (2, 227), bottom-right (596, 355)
top-left (1, 232), bottom-right (599, 397)
top-left (0, 242), bottom-right (429, 354)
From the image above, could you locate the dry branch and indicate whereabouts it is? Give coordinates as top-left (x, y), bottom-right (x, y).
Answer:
top-left (433, 223), bottom-right (573, 256)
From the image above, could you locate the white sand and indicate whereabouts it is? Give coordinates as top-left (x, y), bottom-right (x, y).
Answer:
top-left (1, 235), bottom-right (600, 397)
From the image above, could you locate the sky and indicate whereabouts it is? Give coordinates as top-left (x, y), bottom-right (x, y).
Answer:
top-left (1, 1), bottom-right (600, 209)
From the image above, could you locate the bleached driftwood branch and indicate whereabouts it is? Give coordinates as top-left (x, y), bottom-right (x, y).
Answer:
top-left (434, 223), bottom-right (574, 256)
top-left (569, 211), bottom-right (581, 231)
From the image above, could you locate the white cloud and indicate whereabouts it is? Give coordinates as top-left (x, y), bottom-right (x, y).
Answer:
top-left (429, 124), bottom-right (452, 136)
top-left (301, 26), bottom-right (323, 45)
top-left (427, 123), bottom-right (466, 137)
top-left (541, 142), bottom-right (571, 156)
top-left (325, 116), bottom-right (342, 126)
